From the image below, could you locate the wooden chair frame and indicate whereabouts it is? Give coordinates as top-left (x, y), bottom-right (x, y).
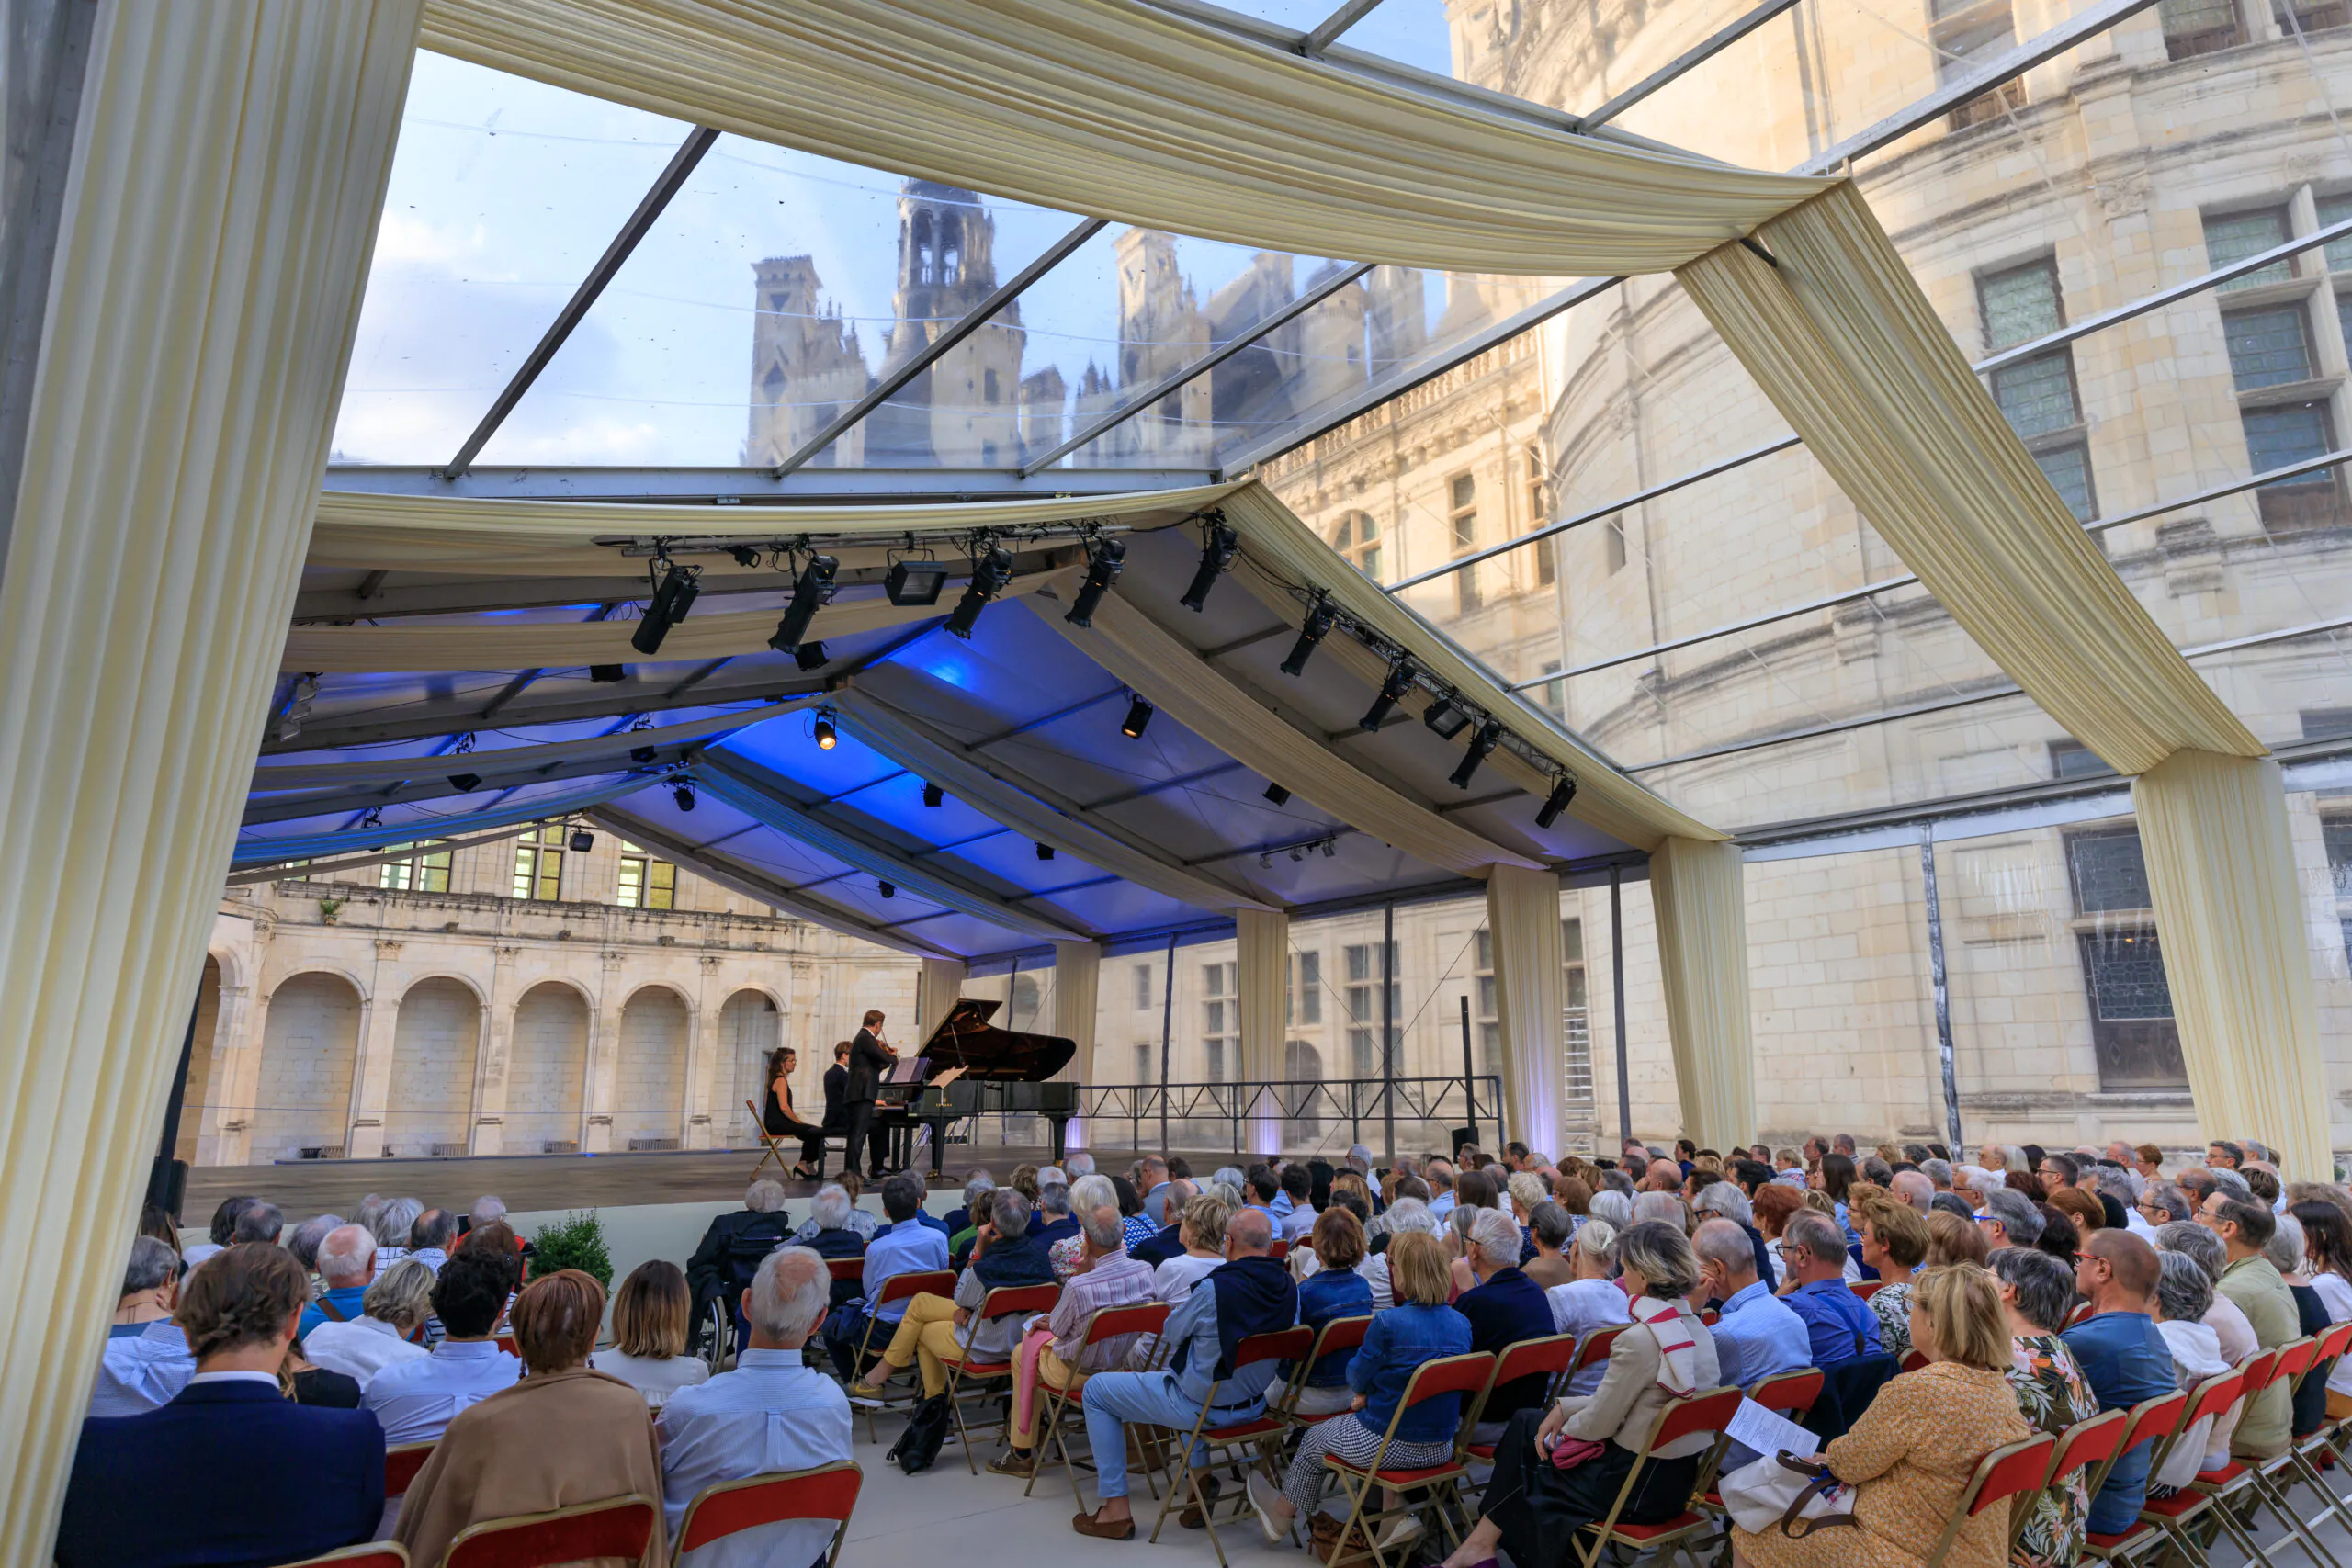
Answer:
top-left (1566, 1385), bottom-right (1745, 1568)
top-left (1314, 1349), bottom-right (1496, 1568)
top-left (1147, 1325), bottom-right (1319, 1568)
top-left (673, 1460), bottom-right (862, 1568)
top-left (934, 1280), bottom-right (1060, 1473)
top-left (437, 1493), bottom-right (659, 1568)
top-left (745, 1097), bottom-right (794, 1179)
top-left (1022, 1299), bottom-right (1173, 1506)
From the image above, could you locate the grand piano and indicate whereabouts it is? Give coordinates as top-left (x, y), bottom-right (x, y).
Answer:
top-left (873, 998), bottom-right (1081, 1176)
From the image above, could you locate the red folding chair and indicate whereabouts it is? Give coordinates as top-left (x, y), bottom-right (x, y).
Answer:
top-left (1025, 1300), bottom-right (1172, 1505)
top-left (1568, 1322), bottom-right (1625, 1383)
top-left (1912, 1435), bottom-right (2057, 1568)
top-left (674, 1461), bottom-right (862, 1568)
top-left (825, 1257), bottom-right (865, 1288)
top-left (1271, 1239), bottom-right (1290, 1261)
top-left (1318, 1350), bottom-right (1496, 1568)
top-left (440, 1494), bottom-right (659, 1568)
top-left (1276, 1314), bottom-right (1374, 1433)
top-left (2285, 1320), bottom-right (2352, 1539)
top-left (2044, 1407), bottom-right (2128, 1540)
top-left (1460, 1332), bottom-right (1578, 1463)
top-left (385, 1441), bottom-right (435, 1499)
top-left (1568, 1386), bottom-right (1745, 1568)
top-left (2096, 1379), bottom-right (2222, 1568)
top-left (1851, 1280), bottom-right (1885, 1301)
top-left (1148, 1325), bottom-right (1318, 1567)
top-left (2236, 1337), bottom-right (2348, 1568)
top-left (283, 1548), bottom-right (408, 1567)
top-left (845, 1269), bottom-right (958, 1440)
top-left (1699, 1370), bottom-right (1826, 1525)
top-left (493, 1333), bottom-right (519, 1359)
top-left (935, 1281), bottom-right (1060, 1472)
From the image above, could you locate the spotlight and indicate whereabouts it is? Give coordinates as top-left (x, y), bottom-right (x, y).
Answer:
top-left (766, 553), bottom-right (837, 653)
top-left (569, 830), bottom-right (595, 852)
top-left (813, 709), bottom-right (837, 750)
top-left (590, 663), bottom-right (627, 683)
top-left (1280, 594), bottom-right (1337, 678)
top-left (1320, 839), bottom-right (1337, 858)
top-left (357, 807), bottom-right (384, 830)
top-left (1179, 515), bottom-right (1239, 613)
top-left (630, 744), bottom-right (658, 763)
top-left (922, 782), bottom-right (944, 807)
top-left (878, 879), bottom-right (896, 899)
top-left (727, 545), bottom-right (760, 568)
top-left (1361, 658), bottom-right (1420, 731)
top-left (886, 558), bottom-right (951, 605)
top-left (1450, 720), bottom-right (1503, 790)
top-left (447, 773), bottom-right (482, 793)
top-left (631, 559), bottom-right (702, 655)
top-left (276, 672), bottom-right (320, 741)
top-left (793, 639), bottom-right (831, 672)
top-left (1423, 695), bottom-right (1470, 740)
top-left (1065, 535), bottom-right (1126, 627)
top-left (1121, 694), bottom-right (1154, 739)
top-left (1535, 774), bottom-right (1579, 829)
top-left (1264, 783), bottom-right (1292, 806)
top-left (1035, 842), bottom-right (1056, 861)
top-left (944, 544), bottom-right (1015, 639)
top-left (672, 779), bottom-right (697, 812)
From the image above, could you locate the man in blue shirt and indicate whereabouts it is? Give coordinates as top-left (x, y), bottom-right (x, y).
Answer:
top-left (1779, 1212), bottom-right (1882, 1366)
top-left (825, 1172), bottom-right (949, 1378)
top-left (2062, 1231), bottom-right (2177, 1536)
top-left (298, 1224), bottom-right (376, 1339)
top-left (1696, 1219), bottom-right (1812, 1386)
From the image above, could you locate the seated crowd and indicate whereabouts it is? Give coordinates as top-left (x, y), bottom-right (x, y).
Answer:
top-left (64, 1133), bottom-right (2352, 1568)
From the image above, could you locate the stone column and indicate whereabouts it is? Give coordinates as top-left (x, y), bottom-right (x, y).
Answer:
top-left (203, 983), bottom-right (267, 1168)
top-left (345, 939), bottom-right (401, 1158)
top-left (584, 949), bottom-right (626, 1154)
top-left (684, 953), bottom-right (722, 1149)
top-left (470, 943), bottom-right (519, 1156)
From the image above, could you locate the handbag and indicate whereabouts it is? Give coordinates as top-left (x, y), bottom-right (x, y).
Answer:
top-left (888, 1393), bottom-right (952, 1474)
top-left (1718, 1452), bottom-right (1857, 1538)
top-left (1545, 1433), bottom-right (1607, 1470)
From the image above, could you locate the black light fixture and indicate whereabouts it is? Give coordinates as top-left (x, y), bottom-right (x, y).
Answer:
top-left (944, 543), bottom-right (1015, 638)
top-left (1450, 720), bottom-right (1503, 790)
top-left (1121, 694), bottom-right (1154, 739)
top-left (727, 545), bottom-right (760, 568)
top-left (1535, 773), bottom-right (1578, 829)
top-left (1422, 694), bottom-right (1470, 740)
top-left (886, 558), bottom-right (951, 605)
top-left (922, 782), bottom-right (944, 807)
top-left (1064, 535), bottom-right (1125, 627)
top-left (590, 663), bottom-right (627, 683)
top-left (1280, 594), bottom-right (1337, 677)
top-left (672, 778), bottom-right (697, 812)
top-left (792, 639), bottom-right (830, 672)
top-left (878, 879), bottom-right (897, 899)
top-left (630, 743), bottom-right (658, 763)
top-left (1360, 658), bottom-right (1419, 731)
top-left (569, 829), bottom-right (595, 852)
top-left (1035, 841), bottom-right (1056, 861)
top-left (1263, 783), bottom-right (1292, 807)
top-left (631, 558), bottom-right (702, 655)
top-left (813, 709), bottom-right (838, 750)
top-left (447, 772), bottom-right (482, 792)
top-left (1179, 514), bottom-right (1239, 613)
top-left (765, 553), bottom-right (837, 652)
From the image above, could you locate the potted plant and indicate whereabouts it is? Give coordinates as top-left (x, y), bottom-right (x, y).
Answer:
top-left (530, 1210), bottom-right (613, 1290)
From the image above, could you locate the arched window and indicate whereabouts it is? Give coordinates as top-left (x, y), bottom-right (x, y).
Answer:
top-left (911, 211), bottom-right (934, 285)
top-left (1332, 511), bottom-right (1382, 578)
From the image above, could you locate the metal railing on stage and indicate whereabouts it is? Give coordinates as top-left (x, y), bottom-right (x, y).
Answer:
top-left (937, 1074), bottom-right (1506, 1161)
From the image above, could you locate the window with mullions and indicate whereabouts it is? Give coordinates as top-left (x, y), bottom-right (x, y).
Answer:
top-left (1343, 942), bottom-right (1399, 1080)
top-left (1134, 962), bottom-right (1154, 1011)
top-left (1450, 475), bottom-right (1481, 614)
top-left (2205, 208), bottom-right (2294, 291)
top-left (2319, 194), bottom-right (2352, 275)
top-left (2064, 827), bottom-right (2188, 1089)
top-left (2323, 815), bottom-right (2352, 897)
top-left (379, 841), bottom-right (452, 893)
top-left (1471, 928), bottom-right (1500, 1078)
top-left (2244, 402), bottom-right (2346, 531)
top-left (2159, 0), bottom-right (2245, 53)
top-left (1525, 446), bottom-right (1555, 587)
top-left (1287, 950), bottom-right (1322, 1026)
top-left (1202, 962), bottom-right (1234, 1082)
top-left (512, 824), bottom-right (566, 902)
top-left (2222, 306), bottom-right (2317, 389)
top-left (1928, 0), bottom-right (2024, 127)
top-left (1562, 918), bottom-right (1595, 1122)
top-left (1333, 511), bottom-right (1383, 579)
top-left (616, 842), bottom-right (675, 909)
top-left (1979, 259), bottom-right (2095, 522)
top-left (2276, 0), bottom-right (2351, 35)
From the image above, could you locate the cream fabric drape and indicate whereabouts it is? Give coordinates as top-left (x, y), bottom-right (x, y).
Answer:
top-left (1032, 587), bottom-right (1537, 878)
top-left (1054, 938), bottom-right (1101, 1146)
top-left (1648, 839), bottom-right (1755, 1152)
top-left (1485, 864), bottom-right (1566, 1157)
top-left (0, 5), bottom-right (418, 1559)
top-left (1236, 908), bottom-right (1289, 1157)
top-left (417, 0), bottom-right (1826, 276)
top-left (917, 957), bottom-right (968, 1048)
top-left (2132, 751), bottom-right (2329, 1180)
top-left (1675, 185), bottom-right (2259, 777)
top-left (832, 689), bottom-right (1275, 915)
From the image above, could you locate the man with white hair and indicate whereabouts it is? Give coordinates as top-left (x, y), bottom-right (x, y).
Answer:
top-left (1694, 1181), bottom-right (1774, 1285)
top-left (1889, 1169), bottom-right (1935, 1215)
top-left (1918, 1158), bottom-right (1953, 1193)
top-left (1694, 1218), bottom-right (1808, 1388)
top-left (372, 1197), bottom-right (423, 1269)
top-left (1454, 1207), bottom-right (1552, 1438)
top-left (298, 1224), bottom-right (376, 1338)
top-left (468, 1195), bottom-right (506, 1229)
top-left (659, 1247), bottom-right (850, 1567)
top-left (89, 1236), bottom-right (196, 1416)
top-left (1063, 1151), bottom-right (1096, 1179)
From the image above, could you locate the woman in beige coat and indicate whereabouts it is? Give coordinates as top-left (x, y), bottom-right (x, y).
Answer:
top-left (396, 1269), bottom-right (664, 1568)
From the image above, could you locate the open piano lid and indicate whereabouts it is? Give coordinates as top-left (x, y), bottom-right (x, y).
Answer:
top-left (920, 998), bottom-right (1077, 1081)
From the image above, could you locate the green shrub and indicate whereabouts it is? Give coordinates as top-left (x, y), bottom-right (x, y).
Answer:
top-left (530, 1210), bottom-right (612, 1290)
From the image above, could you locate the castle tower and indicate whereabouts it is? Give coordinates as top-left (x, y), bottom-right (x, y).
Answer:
top-left (744, 255), bottom-right (869, 467)
top-left (867, 179), bottom-right (1027, 467)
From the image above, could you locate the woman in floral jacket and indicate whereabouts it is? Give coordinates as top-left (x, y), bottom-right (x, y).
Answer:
top-left (1991, 1247), bottom-right (2100, 1568)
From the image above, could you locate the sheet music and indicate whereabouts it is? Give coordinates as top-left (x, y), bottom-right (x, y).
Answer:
top-left (884, 1055), bottom-right (928, 1085)
top-left (929, 1066), bottom-right (967, 1089)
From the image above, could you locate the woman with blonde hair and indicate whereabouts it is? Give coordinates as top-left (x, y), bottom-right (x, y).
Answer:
top-left (592, 1258), bottom-right (709, 1408)
top-left (303, 1257), bottom-right (435, 1386)
top-left (1732, 1265), bottom-right (2030, 1568)
top-left (1151, 1192), bottom-right (1232, 1303)
top-left (1927, 1207), bottom-right (1991, 1269)
top-left (1851, 1192), bottom-right (1929, 1357)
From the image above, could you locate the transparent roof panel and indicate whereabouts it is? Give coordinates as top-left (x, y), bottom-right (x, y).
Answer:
top-left (331, 52), bottom-right (691, 465)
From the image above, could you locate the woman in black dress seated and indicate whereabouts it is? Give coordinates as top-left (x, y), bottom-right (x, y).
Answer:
top-left (1435, 1220), bottom-right (1721, 1568)
top-left (761, 1045), bottom-right (825, 1179)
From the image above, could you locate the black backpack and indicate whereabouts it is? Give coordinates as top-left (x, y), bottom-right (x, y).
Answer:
top-left (888, 1393), bottom-right (951, 1473)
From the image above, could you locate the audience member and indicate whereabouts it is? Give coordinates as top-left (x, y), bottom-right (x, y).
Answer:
top-left (371, 1198), bottom-right (422, 1269)
top-left (299, 1224), bottom-right (376, 1338)
top-left (2156, 1219), bottom-right (2257, 1364)
top-left (853, 1188), bottom-right (1055, 1402)
top-left (1727, 1264), bottom-right (2029, 1568)
top-left (991, 1203), bottom-right (1157, 1477)
top-left (58, 1243), bottom-right (385, 1568)
top-left (1435, 1223), bottom-right (1719, 1568)
top-left (1138, 1156), bottom-right (1174, 1225)
top-left (590, 1259), bottom-right (710, 1409)
top-left (2149, 1250), bottom-right (2237, 1484)
top-left (1523, 1201), bottom-right (1577, 1291)
top-left (1919, 1157), bottom-right (1954, 1193)
top-left (468, 1194), bottom-right (507, 1229)
top-left (1753, 1183), bottom-right (1805, 1287)
top-left (230, 1200), bottom-right (285, 1247)
top-left (1114, 1175), bottom-right (1156, 1252)
top-left (1049, 1174), bottom-right (1118, 1280)
top-left (659, 1247), bottom-right (849, 1568)
top-left (1978, 1188), bottom-right (2043, 1251)
top-left (1134, 1178), bottom-right (1202, 1269)
top-left (2199, 1192), bottom-right (2297, 1460)
top-left (1694, 1217), bottom-right (1807, 1389)
top-left (2267, 1211), bottom-right (2335, 1440)
top-left (89, 1235), bottom-right (196, 1416)
top-left (1425, 1157), bottom-right (1458, 1218)
top-left (1277, 1164), bottom-right (1317, 1242)
top-left (350, 1193), bottom-right (388, 1242)
top-left (1456, 1206), bottom-right (1555, 1438)
top-left (2136, 1181), bottom-right (2191, 1234)
top-left (1691, 1182), bottom-right (1771, 1282)
top-left (2294, 1199), bottom-right (2352, 1417)
top-left (1989, 1247), bottom-right (2100, 1568)
top-left (1926, 1207), bottom-right (1989, 1268)
top-left (362, 1247), bottom-right (522, 1444)
top-left (2062, 1230), bottom-right (2176, 1533)
top-left (1779, 1211), bottom-right (1883, 1366)
top-left (286, 1213), bottom-right (341, 1281)
top-left (1890, 1169), bottom-right (1935, 1214)
top-left (1075, 1207), bottom-right (1297, 1540)
top-left (1034, 1180), bottom-right (1082, 1253)
top-left (408, 1208), bottom-right (458, 1272)
top-left (794, 1180), bottom-right (879, 1257)
top-left (305, 1257), bottom-right (435, 1386)
top-left (826, 1170), bottom-right (951, 1379)
top-left (1853, 1194), bottom-right (1927, 1357)
top-left (1544, 1216), bottom-right (1632, 1398)
top-left (395, 1269), bottom-right (662, 1568)
top-left (1363, 1196), bottom-right (1438, 1308)
top-left (945, 1169), bottom-right (996, 1239)
top-left (1283, 1206), bottom-right (1374, 1419)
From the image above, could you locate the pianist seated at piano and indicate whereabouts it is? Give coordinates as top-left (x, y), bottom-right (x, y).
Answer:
top-left (851, 1188), bottom-right (1057, 1403)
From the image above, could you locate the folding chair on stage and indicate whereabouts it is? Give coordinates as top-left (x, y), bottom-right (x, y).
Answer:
top-left (844, 1269), bottom-right (957, 1442)
top-left (1148, 1324), bottom-right (1318, 1568)
top-left (439, 1494), bottom-right (659, 1568)
top-left (745, 1097), bottom-right (793, 1179)
top-left (1025, 1300), bottom-right (1172, 1505)
top-left (1314, 1349), bottom-right (1495, 1568)
top-left (1563, 1385), bottom-right (1744, 1568)
top-left (935, 1281), bottom-right (1060, 1472)
top-left (673, 1461), bottom-right (862, 1568)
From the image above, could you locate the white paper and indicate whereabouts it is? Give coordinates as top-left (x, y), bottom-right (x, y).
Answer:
top-left (1724, 1396), bottom-right (1818, 1461)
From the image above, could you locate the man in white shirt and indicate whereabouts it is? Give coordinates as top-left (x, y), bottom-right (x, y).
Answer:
top-left (306, 1259), bottom-right (434, 1387)
top-left (89, 1236), bottom-right (197, 1417)
top-left (361, 1248), bottom-right (519, 1444)
top-left (407, 1208), bottom-right (458, 1273)
top-left (660, 1246), bottom-right (852, 1567)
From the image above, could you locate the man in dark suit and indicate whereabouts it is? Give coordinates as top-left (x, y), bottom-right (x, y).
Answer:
top-left (842, 1009), bottom-right (897, 1180)
top-left (58, 1242), bottom-right (385, 1567)
top-left (821, 1040), bottom-right (852, 1132)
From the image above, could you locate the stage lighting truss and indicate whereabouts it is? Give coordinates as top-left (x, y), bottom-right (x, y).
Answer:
top-left (1258, 834), bottom-right (1339, 869)
top-left (275, 671), bottom-right (321, 741)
